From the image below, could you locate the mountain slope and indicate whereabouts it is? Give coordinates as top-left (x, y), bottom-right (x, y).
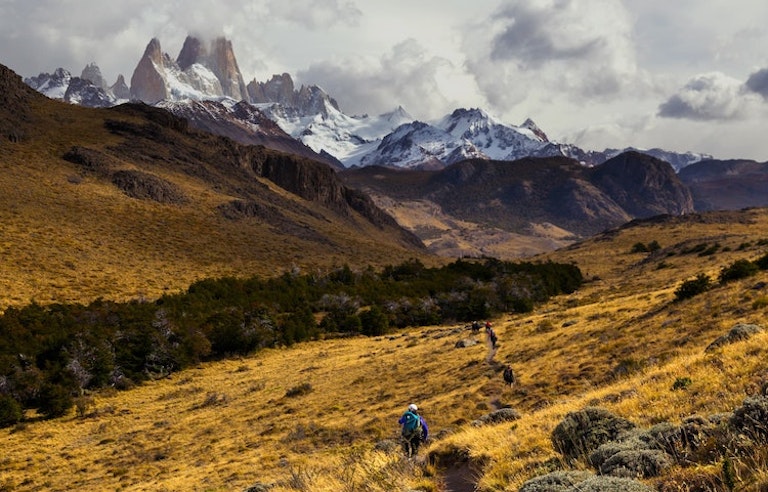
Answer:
top-left (0, 63), bottom-right (425, 310)
top-left (678, 158), bottom-right (768, 210)
top-left (339, 153), bottom-right (694, 257)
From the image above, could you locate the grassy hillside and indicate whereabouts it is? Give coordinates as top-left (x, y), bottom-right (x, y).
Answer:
top-left (3, 209), bottom-right (768, 491)
top-left (0, 72), bottom-right (429, 311)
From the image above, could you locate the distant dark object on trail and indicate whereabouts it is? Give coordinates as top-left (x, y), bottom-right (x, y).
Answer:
top-left (503, 365), bottom-right (516, 386)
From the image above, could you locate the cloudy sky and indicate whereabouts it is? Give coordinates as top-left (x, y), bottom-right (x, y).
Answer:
top-left (2, 0), bottom-right (768, 160)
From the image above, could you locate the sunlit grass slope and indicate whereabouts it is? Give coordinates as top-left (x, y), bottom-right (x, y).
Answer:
top-left (3, 208), bottom-right (768, 491)
top-left (0, 96), bottom-right (430, 311)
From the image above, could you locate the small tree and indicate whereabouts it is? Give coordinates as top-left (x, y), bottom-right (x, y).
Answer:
top-left (0, 394), bottom-right (22, 428)
top-left (674, 274), bottom-right (712, 302)
top-left (360, 305), bottom-right (390, 336)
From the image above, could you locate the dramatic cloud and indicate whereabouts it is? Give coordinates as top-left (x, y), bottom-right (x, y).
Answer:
top-left (462, 0), bottom-right (640, 111)
top-left (297, 39), bottom-right (454, 118)
top-left (745, 68), bottom-right (768, 99)
top-left (658, 72), bottom-right (758, 121)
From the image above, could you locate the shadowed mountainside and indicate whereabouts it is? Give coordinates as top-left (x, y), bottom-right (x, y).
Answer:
top-left (339, 153), bottom-right (693, 257)
top-left (678, 158), bottom-right (768, 211)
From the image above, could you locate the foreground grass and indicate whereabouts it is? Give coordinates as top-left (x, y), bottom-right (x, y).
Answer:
top-left (3, 209), bottom-right (768, 491)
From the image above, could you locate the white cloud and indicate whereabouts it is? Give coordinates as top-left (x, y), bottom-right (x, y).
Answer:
top-left (461, 0), bottom-right (641, 111)
top-left (297, 39), bottom-right (456, 118)
top-left (658, 72), bottom-right (761, 121)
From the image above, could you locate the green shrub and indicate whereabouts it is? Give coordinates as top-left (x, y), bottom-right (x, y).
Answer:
top-left (718, 259), bottom-right (758, 283)
top-left (360, 306), bottom-right (390, 336)
top-left (674, 274), bottom-right (711, 301)
top-left (754, 251), bottom-right (768, 270)
top-left (38, 383), bottom-right (74, 419)
top-left (0, 394), bottom-right (22, 428)
top-left (671, 377), bottom-right (692, 391)
top-left (630, 242), bottom-right (649, 253)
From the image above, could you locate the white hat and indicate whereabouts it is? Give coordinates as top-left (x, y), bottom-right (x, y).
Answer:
top-left (408, 403), bottom-right (418, 412)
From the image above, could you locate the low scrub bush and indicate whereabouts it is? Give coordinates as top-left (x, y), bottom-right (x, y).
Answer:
top-left (674, 274), bottom-right (711, 301)
top-left (285, 382), bottom-right (313, 398)
top-left (550, 407), bottom-right (636, 462)
top-left (719, 259), bottom-right (758, 283)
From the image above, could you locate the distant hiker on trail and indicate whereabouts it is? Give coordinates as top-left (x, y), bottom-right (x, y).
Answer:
top-left (398, 403), bottom-right (429, 457)
top-left (471, 320), bottom-right (480, 332)
top-left (503, 364), bottom-right (516, 386)
top-left (485, 322), bottom-right (498, 362)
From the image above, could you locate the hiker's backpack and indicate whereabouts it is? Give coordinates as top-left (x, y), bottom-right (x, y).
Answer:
top-left (401, 411), bottom-right (422, 439)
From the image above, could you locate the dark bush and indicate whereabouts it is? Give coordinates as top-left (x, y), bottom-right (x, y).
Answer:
top-left (360, 306), bottom-right (390, 336)
top-left (674, 274), bottom-right (711, 302)
top-left (0, 394), bottom-right (22, 428)
top-left (630, 242), bottom-right (649, 253)
top-left (38, 383), bottom-right (74, 419)
top-left (718, 259), bottom-right (758, 283)
top-left (755, 251), bottom-right (768, 270)
top-left (551, 407), bottom-right (636, 461)
top-left (672, 377), bottom-right (692, 390)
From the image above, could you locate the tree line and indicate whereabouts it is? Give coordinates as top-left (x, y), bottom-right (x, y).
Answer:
top-left (0, 257), bottom-right (582, 426)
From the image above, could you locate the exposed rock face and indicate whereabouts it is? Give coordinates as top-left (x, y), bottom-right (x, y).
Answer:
top-left (207, 37), bottom-right (248, 101)
top-left (130, 35), bottom-right (249, 103)
top-left (340, 152), bottom-right (693, 240)
top-left (130, 38), bottom-right (169, 103)
top-left (80, 63), bottom-right (107, 89)
top-left (110, 74), bottom-right (131, 100)
top-left (247, 72), bottom-right (340, 116)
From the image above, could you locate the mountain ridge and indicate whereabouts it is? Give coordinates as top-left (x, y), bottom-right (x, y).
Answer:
top-left (22, 34), bottom-right (714, 172)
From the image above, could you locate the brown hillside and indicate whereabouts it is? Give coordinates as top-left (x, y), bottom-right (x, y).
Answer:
top-left (0, 64), bottom-right (426, 310)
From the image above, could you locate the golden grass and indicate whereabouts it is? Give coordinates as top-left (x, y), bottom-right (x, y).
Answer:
top-left (4, 96), bottom-right (768, 490)
top-left (3, 208), bottom-right (768, 491)
top-left (0, 99), bottom-right (432, 311)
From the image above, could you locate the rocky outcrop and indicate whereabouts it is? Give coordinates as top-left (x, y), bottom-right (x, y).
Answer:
top-left (130, 38), bottom-right (169, 103)
top-left (80, 62), bottom-right (107, 90)
top-left (175, 35), bottom-right (248, 101)
top-left (110, 74), bottom-right (130, 100)
top-left (207, 37), bottom-right (248, 101)
top-left (247, 72), bottom-right (340, 116)
top-left (130, 35), bottom-right (249, 103)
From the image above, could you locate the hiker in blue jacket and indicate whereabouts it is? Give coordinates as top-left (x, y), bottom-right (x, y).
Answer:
top-left (398, 403), bottom-right (429, 457)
